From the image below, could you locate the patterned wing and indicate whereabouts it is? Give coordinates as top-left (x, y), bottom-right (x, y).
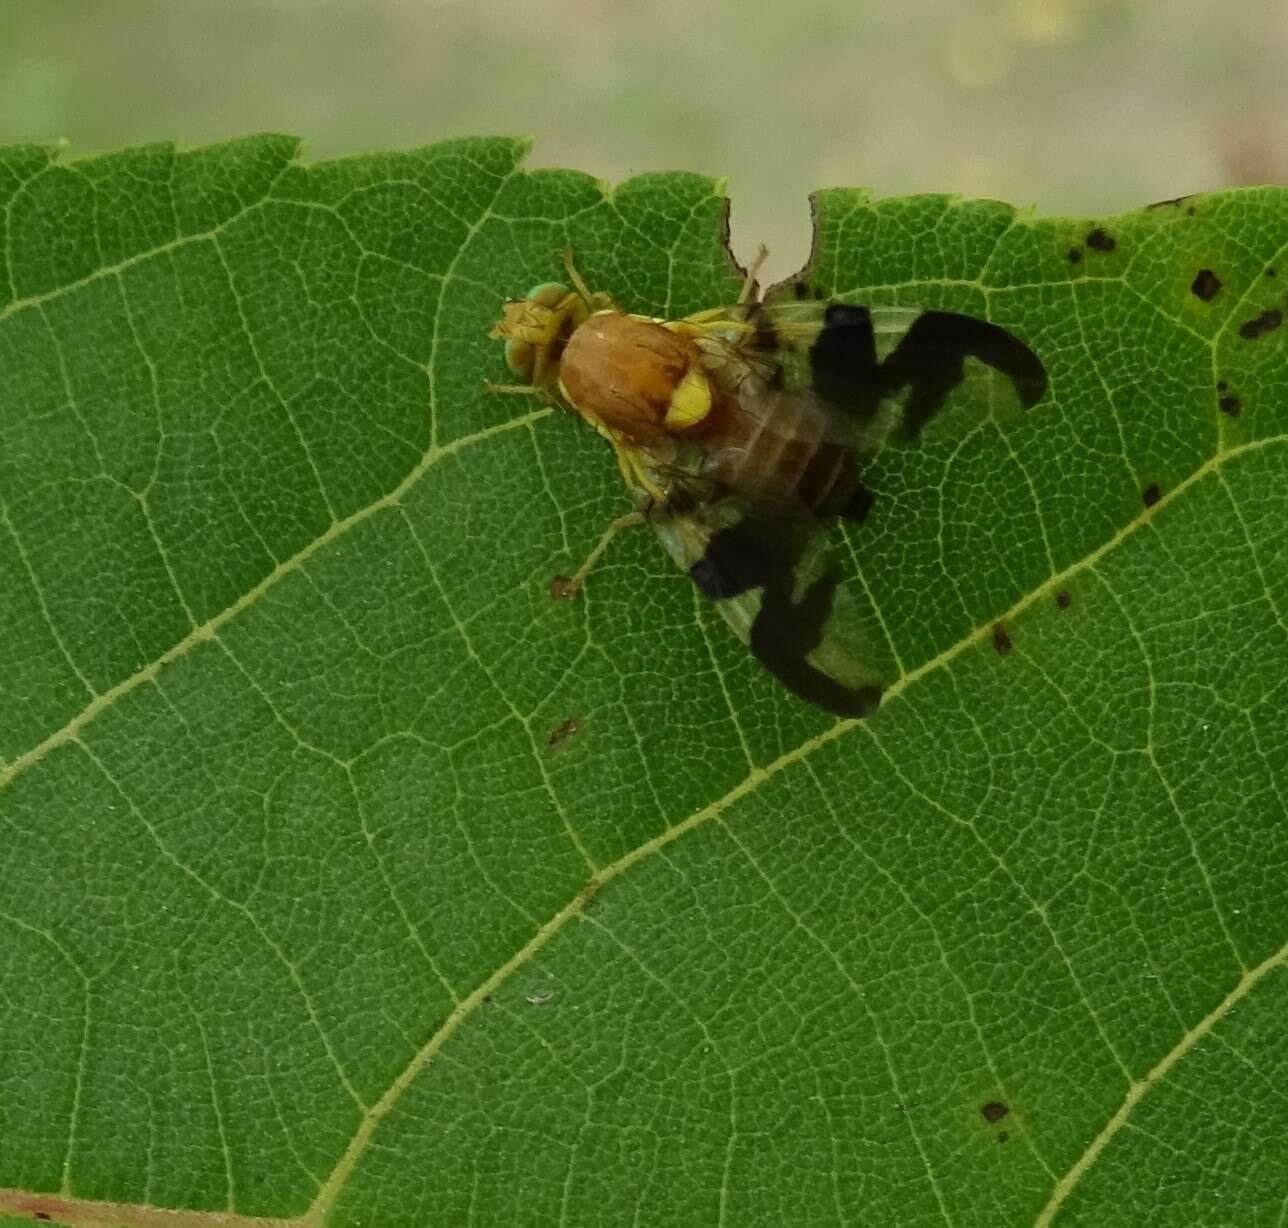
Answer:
top-left (639, 300), bottom-right (1048, 717)
top-left (763, 299), bottom-right (1048, 446)
top-left (650, 500), bottom-right (889, 718)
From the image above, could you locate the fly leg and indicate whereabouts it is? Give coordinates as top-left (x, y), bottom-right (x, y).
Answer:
top-left (549, 511), bottom-right (648, 600)
top-left (738, 244), bottom-right (770, 305)
top-left (484, 381), bottom-right (553, 399)
top-left (559, 248), bottom-right (618, 315)
top-left (550, 455), bottom-right (671, 599)
top-left (673, 244), bottom-right (770, 336)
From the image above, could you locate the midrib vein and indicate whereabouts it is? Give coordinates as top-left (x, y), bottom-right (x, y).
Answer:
top-left (310, 431), bottom-right (1287, 1222)
top-left (3, 432), bottom-right (1284, 1228)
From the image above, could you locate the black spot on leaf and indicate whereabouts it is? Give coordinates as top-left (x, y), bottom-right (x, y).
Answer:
top-left (1190, 269), bottom-right (1222, 301)
top-left (793, 280), bottom-right (812, 300)
top-left (1147, 194), bottom-right (1193, 209)
top-left (998, 1131), bottom-right (1010, 1144)
top-left (1239, 309), bottom-right (1282, 340)
top-left (981, 1101), bottom-right (1010, 1124)
top-left (1085, 227), bottom-right (1116, 252)
top-left (1266, 267), bottom-right (1278, 278)
top-left (1055, 590), bottom-right (1072, 610)
top-left (992, 624), bottom-right (1012, 656)
top-left (1216, 379), bottom-right (1228, 392)
top-left (1219, 395), bottom-right (1242, 417)
top-left (1067, 248), bottom-right (1082, 264)
top-left (1142, 483), bottom-right (1161, 507)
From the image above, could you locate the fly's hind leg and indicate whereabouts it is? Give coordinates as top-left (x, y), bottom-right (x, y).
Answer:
top-left (550, 450), bottom-right (670, 599)
top-left (549, 511), bottom-right (648, 600)
top-left (738, 244), bottom-right (770, 306)
top-left (671, 244), bottom-right (771, 341)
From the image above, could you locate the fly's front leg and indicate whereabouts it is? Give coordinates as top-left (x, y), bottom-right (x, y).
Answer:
top-left (483, 380), bottom-right (560, 407)
top-left (560, 248), bottom-right (618, 315)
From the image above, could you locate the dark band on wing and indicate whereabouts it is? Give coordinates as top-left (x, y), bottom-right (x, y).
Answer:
top-left (837, 480), bottom-right (876, 524)
top-left (807, 305), bottom-right (883, 421)
top-left (809, 304), bottom-right (1048, 441)
top-left (689, 519), bottom-right (882, 718)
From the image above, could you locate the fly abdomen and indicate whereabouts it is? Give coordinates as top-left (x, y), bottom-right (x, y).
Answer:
top-left (711, 392), bottom-right (859, 517)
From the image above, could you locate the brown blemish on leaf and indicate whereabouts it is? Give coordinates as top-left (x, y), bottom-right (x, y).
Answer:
top-left (1142, 483), bottom-right (1161, 507)
top-left (981, 1100), bottom-right (1010, 1124)
top-left (717, 195), bottom-right (734, 278)
top-left (1239, 308), bottom-right (1282, 339)
top-left (1146, 194), bottom-right (1194, 209)
top-left (1190, 269), bottom-right (1222, 301)
top-left (549, 575), bottom-right (580, 600)
top-left (3, 1198), bottom-right (69, 1224)
top-left (1219, 395), bottom-right (1242, 417)
top-left (1085, 227), bottom-right (1116, 252)
top-left (992, 624), bottom-right (1012, 655)
top-left (547, 717), bottom-right (583, 750)
top-left (1055, 590), bottom-right (1072, 610)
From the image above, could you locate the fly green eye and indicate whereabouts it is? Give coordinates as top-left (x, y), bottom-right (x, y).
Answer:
top-left (502, 338), bottom-right (534, 379)
top-left (525, 281), bottom-right (572, 306)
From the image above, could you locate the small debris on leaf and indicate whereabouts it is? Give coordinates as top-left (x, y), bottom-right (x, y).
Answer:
top-left (547, 718), bottom-right (583, 750)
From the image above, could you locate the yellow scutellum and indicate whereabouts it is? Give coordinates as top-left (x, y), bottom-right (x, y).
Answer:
top-left (663, 365), bottom-right (713, 429)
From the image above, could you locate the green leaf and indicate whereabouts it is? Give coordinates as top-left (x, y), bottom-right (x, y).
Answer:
top-left (1, 136), bottom-right (1285, 1227)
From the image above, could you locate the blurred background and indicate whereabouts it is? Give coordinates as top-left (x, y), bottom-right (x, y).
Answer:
top-left (2, 0), bottom-right (1285, 282)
